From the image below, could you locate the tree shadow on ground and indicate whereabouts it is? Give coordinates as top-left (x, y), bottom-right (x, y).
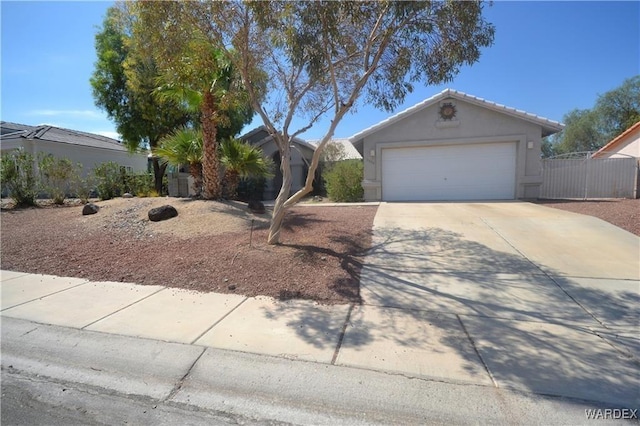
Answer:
top-left (280, 211), bottom-right (329, 232)
top-left (261, 224), bottom-right (640, 408)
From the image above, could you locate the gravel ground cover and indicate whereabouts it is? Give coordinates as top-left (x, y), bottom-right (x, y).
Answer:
top-left (1, 198), bottom-right (377, 304)
top-left (534, 198), bottom-right (639, 236)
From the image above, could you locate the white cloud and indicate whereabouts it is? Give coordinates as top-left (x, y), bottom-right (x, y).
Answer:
top-left (29, 109), bottom-right (103, 119)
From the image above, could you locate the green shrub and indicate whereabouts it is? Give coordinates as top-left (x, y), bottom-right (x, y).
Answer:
top-left (72, 173), bottom-right (95, 204)
top-left (124, 172), bottom-right (154, 197)
top-left (39, 154), bottom-right (80, 205)
top-left (0, 149), bottom-right (39, 207)
top-left (324, 160), bottom-right (364, 202)
top-left (93, 162), bottom-right (124, 200)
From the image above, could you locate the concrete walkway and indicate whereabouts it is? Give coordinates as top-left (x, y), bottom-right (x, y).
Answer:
top-left (1, 201), bottom-right (638, 412)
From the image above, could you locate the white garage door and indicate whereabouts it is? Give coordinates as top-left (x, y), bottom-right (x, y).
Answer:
top-left (382, 142), bottom-right (516, 201)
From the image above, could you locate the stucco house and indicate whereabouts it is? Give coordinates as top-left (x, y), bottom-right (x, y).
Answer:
top-left (350, 89), bottom-right (564, 202)
top-left (0, 121), bottom-right (148, 176)
top-left (241, 126), bottom-right (317, 200)
top-left (592, 121), bottom-right (640, 159)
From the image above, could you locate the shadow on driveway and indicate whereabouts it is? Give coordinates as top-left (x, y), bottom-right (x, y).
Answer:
top-left (262, 225), bottom-right (640, 408)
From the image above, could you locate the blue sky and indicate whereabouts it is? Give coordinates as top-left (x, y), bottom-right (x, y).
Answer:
top-left (1, 1), bottom-right (638, 141)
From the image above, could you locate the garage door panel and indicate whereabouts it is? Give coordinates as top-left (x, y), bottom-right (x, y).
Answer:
top-left (382, 142), bottom-right (516, 201)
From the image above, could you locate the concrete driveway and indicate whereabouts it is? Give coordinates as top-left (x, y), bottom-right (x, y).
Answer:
top-left (336, 201), bottom-right (639, 408)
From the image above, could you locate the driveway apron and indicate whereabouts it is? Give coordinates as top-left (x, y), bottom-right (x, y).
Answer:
top-left (338, 201), bottom-right (639, 408)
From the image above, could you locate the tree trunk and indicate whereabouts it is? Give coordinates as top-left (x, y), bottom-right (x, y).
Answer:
top-left (201, 91), bottom-right (221, 200)
top-left (267, 146), bottom-right (292, 245)
top-left (223, 170), bottom-right (240, 200)
top-left (151, 157), bottom-right (167, 195)
top-left (189, 162), bottom-right (203, 196)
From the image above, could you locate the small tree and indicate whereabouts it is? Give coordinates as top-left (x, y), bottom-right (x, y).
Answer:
top-left (220, 137), bottom-right (273, 199)
top-left (0, 149), bottom-right (39, 207)
top-left (154, 127), bottom-right (204, 195)
top-left (206, 1), bottom-right (494, 243)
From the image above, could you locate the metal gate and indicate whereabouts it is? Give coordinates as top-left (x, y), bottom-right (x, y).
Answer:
top-left (540, 152), bottom-right (638, 199)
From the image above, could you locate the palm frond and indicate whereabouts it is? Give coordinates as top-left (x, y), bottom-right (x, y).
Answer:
top-left (153, 126), bottom-right (203, 166)
top-left (220, 138), bottom-right (273, 178)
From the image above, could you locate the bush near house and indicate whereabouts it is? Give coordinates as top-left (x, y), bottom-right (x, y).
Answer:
top-left (124, 172), bottom-right (155, 197)
top-left (93, 162), bottom-right (125, 200)
top-left (0, 152), bottom-right (160, 204)
top-left (0, 149), bottom-right (40, 207)
top-left (39, 155), bottom-right (81, 205)
top-left (324, 160), bottom-right (364, 202)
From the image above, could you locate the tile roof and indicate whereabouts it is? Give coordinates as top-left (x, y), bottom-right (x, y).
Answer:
top-left (592, 121), bottom-right (640, 158)
top-left (307, 138), bottom-right (362, 160)
top-left (240, 125), bottom-right (317, 152)
top-left (349, 89), bottom-right (565, 142)
top-left (0, 121), bottom-right (129, 151)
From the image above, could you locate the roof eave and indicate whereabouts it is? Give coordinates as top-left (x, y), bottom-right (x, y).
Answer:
top-left (349, 89), bottom-right (565, 141)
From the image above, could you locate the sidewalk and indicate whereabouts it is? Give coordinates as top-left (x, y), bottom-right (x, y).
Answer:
top-left (1, 269), bottom-right (638, 413)
top-left (0, 270), bottom-right (350, 365)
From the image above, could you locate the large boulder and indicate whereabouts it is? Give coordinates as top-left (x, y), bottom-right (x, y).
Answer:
top-left (148, 205), bottom-right (178, 222)
top-left (82, 203), bottom-right (99, 215)
top-left (248, 200), bottom-right (265, 214)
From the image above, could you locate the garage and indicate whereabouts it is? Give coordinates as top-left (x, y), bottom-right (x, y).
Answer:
top-left (381, 142), bottom-right (517, 201)
top-left (350, 89), bottom-right (564, 201)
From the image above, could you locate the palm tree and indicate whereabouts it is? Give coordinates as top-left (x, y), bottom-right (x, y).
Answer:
top-left (153, 127), bottom-right (203, 195)
top-left (220, 138), bottom-right (273, 199)
top-left (154, 45), bottom-right (250, 200)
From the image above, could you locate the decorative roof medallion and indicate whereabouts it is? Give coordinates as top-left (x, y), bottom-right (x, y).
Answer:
top-left (439, 102), bottom-right (457, 121)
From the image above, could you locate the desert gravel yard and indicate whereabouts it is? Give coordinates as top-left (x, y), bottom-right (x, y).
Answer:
top-left (1, 198), bottom-right (377, 304)
top-left (1, 197), bottom-right (637, 304)
top-left (534, 198), bottom-right (640, 236)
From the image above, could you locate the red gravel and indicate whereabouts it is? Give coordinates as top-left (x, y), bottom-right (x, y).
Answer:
top-left (534, 198), bottom-right (640, 236)
top-left (1, 200), bottom-right (377, 304)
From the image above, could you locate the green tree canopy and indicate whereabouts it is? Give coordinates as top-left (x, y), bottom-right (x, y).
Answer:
top-left (90, 5), bottom-right (194, 192)
top-left (545, 76), bottom-right (640, 156)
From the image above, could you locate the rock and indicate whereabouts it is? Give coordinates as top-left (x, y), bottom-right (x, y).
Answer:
top-left (228, 284), bottom-right (237, 291)
top-left (82, 203), bottom-right (99, 215)
top-left (148, 205), bottom-right (178, 222)
top-left (248, 200), bottom-right (265, 214)
top-left (122, 193), bottom-right (133, 198)
top-left (313, 195), bottom-right (323, 202)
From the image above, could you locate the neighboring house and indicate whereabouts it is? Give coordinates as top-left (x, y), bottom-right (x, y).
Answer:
top-left (592, 121), bottom-right (640, 159)
top-left (0, 121), bottom-right (148, 176)
top-left (241, 126), bottom-right (317, 200)
top-left (350, 89), bottom-right (564, 202)
top-left (307, 138), bottom-right (363, 162)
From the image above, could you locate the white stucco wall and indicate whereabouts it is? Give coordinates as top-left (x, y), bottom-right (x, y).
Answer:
top-left (3, 139), bottom-right (148, 177)
top-left (356, 98), bottom-right (547, 201)
top-left (597, 130), bottom-right (640, 159)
